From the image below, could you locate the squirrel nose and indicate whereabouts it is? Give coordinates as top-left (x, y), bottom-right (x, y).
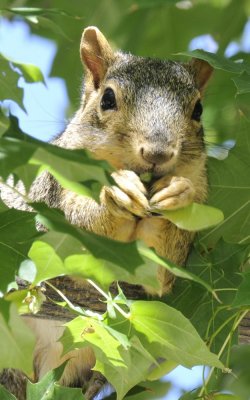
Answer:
top-left (140, 147), bottom-right (174, 165)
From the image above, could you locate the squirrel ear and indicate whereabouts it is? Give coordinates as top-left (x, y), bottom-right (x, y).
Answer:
top-left (188, 58), bottom-right (213, 94)
top-left (80, 26), bottom-right (114, 89)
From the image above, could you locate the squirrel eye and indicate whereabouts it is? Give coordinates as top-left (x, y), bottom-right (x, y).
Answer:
top-left (101, 88), bottom-right (117, 111)
top-left (191, 100), bottom-right (203, 121)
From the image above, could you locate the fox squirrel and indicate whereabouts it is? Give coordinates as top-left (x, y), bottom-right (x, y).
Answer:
top-left (0, 26), bottom-right (213, 399)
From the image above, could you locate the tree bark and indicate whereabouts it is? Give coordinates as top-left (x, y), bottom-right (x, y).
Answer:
top-left (239, 312), bottom-right (250, 344)
top-left (18, 277), bottom-right (249, 345)
top-left (18, 276), bottom-right (147, 321)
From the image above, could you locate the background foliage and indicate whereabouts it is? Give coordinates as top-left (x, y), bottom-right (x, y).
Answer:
top-left (0, 0), bottom-right (250, 399)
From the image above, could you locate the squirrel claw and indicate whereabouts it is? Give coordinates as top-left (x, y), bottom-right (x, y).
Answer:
top-left (150, 176), bottom-right (195, 211)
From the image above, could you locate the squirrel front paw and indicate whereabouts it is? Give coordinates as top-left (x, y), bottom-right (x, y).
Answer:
top-left (150, 176), bottom-right (195, 211)
top-left (100, 170), bottom-right (150, 220)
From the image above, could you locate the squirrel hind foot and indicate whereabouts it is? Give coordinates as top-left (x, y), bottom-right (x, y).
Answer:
top-left (0, 368), bottom-right (27, 400)
top-left (84, 371), bottom-right (108, 400)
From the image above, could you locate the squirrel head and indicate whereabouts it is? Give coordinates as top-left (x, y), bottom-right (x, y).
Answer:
top-left (77, 26), bottom-right (213, 177)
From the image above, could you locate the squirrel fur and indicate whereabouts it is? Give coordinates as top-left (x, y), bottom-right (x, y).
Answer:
top-left (0, 26), bottom-right (213, 399)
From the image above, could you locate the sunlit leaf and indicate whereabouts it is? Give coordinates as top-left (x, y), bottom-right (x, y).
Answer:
top-left (61, 317), bottom-right (156, 400)
top-left (1, 54), bottom-right (45, 84)
top-left (0, 304), bottom-right (35, 375)
top-left (28, 241), bottom-right (66, 285)
top-left (33, 203), bottom-right (144, 271)
top-left (155, 202), bottom-right (224, 231)
top-left (130, 301), bottom-right (223, 369)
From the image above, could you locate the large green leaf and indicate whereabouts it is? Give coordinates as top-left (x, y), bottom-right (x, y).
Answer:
top-left (64, 254), bottom-right (131, 290)
top-left (33, 203), bottom-right (144, 271)
top-left (130, 301), bottom-right (223, 369)
top-left (155, 202), bottom-right (224, 231)
top-left (201, 123), bottom-right (250, 245)
top-left (123, 380), bottom-right (171, 400)
top-left (232, 72), bottom-right (250, 95)
top-left (0, 208), bottom-right (39, 292)
top-left (94, 336), bottom-right (156, 400)
top-left (28, 241), bottom-right (66, 285)
top-left (61, 317), bottom-right (155, 400)
top-left (0, 304), bottom-right (35, 375)
top-left (0, 385), bottom-right (16, 400)
top-left (1, 117), bottom-right (111, 190)
top-left (26, 362), bottom-right (85, 399)
top-left (168, 240), bottom-right (247, 353)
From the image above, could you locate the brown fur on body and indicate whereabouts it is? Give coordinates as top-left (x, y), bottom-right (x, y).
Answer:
top-left (0, 27), bottom-right (212, 399)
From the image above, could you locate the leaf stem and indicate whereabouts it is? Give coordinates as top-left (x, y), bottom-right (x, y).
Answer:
top-left (208, 311), bottom-right (239, 348)
top-left (87, 279), bottom-right (131, 319)
top-left (45, 280), bottom-right (83, 313)
top-left (198, 310), bottom-right (249, 397)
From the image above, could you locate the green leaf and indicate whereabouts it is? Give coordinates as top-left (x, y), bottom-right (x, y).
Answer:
top-left (130, 301), bottom-right (223, 369)
top-left (213, 395), bottom-right (241, 400)
top-left (52, 385), bottom-right (86, 400)
top-left (61, 317), bottom-right (156, 400)
top-left (0, 198), bottom-right (8, 212)
top-left (6, 287), bottom-right (46, 315)
top-left (179, 49), bottom-right (250, 74)
top-left (217, 344), bottom-right (250, 399)
top-left (33, 203), bottom-right (144, 271)
top-left (0, 107), bottom-right (10, 136)
top-left (202, 123), bottom-right (250, 245)
top-left (26, 361), bottom-right (85, 399)
top-left (94, 336), bottom-right (156, 400)
top-left (1, 119), bottom-right (111, 191)
top-left (26, 363), bottom-right (64, 399)
top-left (155, 202), bottom-right (224, 231)
top-left (64, 254), bottom-right (131, 290)
top-left (3, 7), bottom-right (76, 17)
top-left (168, 240), bottom-right (247, 353)
top-left (0, 55), bottom-right (25, 111)
top-left (1, 54), bottom-right (45, 84)
top-left (179, 49), bottom-right (250, 96)
top-left (28, 241), bottom-right (66, 285)
top-left (0, 304), bottom-right (35, 375)
top-left (40, 231), bottom-right (84, 259)
top-left (231, 272), bottom-right (250, 308)
top-left (61, 316), bottom-right (127, 362)
top-left (147, 359), bottom-right (178, 381)
top-left (124, 381), bottom-right (171, 400)
top-left (232, 72), bottom-right (250, 95)
top-left (0, 385), bottom-right (17, 400)
top-left (137, 242), bottom-right (217, 297)
top-left (0, 136), bottom-right (34, 179)
top-left (0, 209), bottom-right (39, 292)
top-left (19, 259), bottom-right (37, 282)
top-left (0, 299), bottom-right (11, 321)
